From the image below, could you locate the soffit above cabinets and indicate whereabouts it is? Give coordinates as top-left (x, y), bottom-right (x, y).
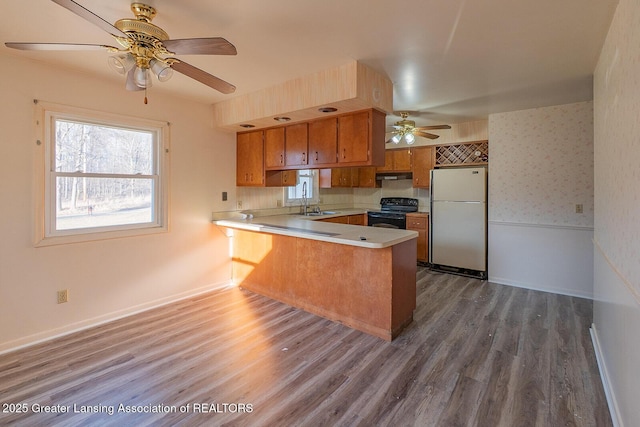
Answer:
top-left (212, 61), bottom-right (392, 131)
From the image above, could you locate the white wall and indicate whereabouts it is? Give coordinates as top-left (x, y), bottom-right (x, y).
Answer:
top-left (592, 0), bottom-right (640, 424)
top-left (488, 102), bottom-right (595, 298)
top-left (0, 54), bottom-right (235, 352)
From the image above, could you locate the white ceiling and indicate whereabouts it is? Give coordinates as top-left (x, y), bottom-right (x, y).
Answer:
top-left (0, 0), bottom-right (618, 125)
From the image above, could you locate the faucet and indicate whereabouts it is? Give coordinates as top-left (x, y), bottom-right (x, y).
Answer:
top-left (301, 181), bottom-right (308, 215)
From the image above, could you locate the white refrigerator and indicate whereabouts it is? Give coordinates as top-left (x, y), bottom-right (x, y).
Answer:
top-left (429, 167), bottom-right (487, 278)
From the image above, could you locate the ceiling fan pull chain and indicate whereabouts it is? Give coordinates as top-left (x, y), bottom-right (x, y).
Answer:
top-left (144, 86), bottom-right (148, 104)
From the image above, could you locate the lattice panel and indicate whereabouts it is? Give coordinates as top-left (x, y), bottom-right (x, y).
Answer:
top-left (435, 140), bottom-right (488, 166)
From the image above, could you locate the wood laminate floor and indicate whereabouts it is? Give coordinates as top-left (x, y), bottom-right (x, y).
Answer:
top-left (0, 268), bottom-right (611, 426)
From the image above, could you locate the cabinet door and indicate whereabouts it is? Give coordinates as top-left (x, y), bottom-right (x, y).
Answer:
top-left (406, 213), bottom-right (428, 261)
top-left (347, 214), bottom-right (365, 225)
top-left (321, 216), bottom-right (349, 224)
top-left (265, 170), bottom-right (296, 187)
top-left (308, 118), bottom-right (337, 166)
top-left (412, 146), bottom-right (434, 188)
top-left (264, 127), bottom-right (285, 169)
top-left (237, 131), bottom-right (264, 186)
top-left (376, 150), bottom-right (394, 172)
top-left (358, 167), bottom-right (378, 188)
top-left (338, 111), bottom-right (369, 163)
top-left (394, 149), bottom-right (412, 171)
top-left (285, 123), bottom-right (308, 167)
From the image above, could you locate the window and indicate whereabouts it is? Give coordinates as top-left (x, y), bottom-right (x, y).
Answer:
top-left (284, 169), bottom-right (319, 206)
top-left (36, 102), bottom-right (169, 245)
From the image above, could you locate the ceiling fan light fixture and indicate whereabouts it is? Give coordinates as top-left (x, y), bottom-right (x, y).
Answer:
top-left (134, 66), bottom-right (152, 88)
top-left (404, 133), bottom-right (415, 144)
top-left (107, 54), bottom-right (135, 75)
top-left (391, 134), bottom-right (402, 144)
top-left (150, 59), bottom-right (173, 82)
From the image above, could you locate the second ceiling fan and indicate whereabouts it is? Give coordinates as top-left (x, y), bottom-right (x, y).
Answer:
top-left (387, 112), bottom-right (451, 144)
top-left (5, 0), bottom-right (237, 103)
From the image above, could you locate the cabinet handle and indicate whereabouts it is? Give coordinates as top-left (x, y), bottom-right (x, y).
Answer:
top-left (342, 148), bottom-right (346, 159)
top-left (280, 154), bottom-right (283, 164)
top-left (302, 152), bottom-right (306, 163)
top-left (245, 173), bottom-right (248, 182)
top-left (315, 151), bottom-right (319, 161)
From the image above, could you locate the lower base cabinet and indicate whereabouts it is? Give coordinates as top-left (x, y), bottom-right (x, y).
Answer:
top-left (406, 212), bottom-right (428, 262)
top-left (229, 229), bottom-right (417, 340)
top-left (319, 214), bottom-right (365, 225)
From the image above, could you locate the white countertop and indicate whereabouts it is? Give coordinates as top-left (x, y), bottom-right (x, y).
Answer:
top-left (215, 211), bottom-right (418, 248)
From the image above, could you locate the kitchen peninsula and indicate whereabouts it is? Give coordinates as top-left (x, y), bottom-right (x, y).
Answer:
top-left (216, 214), bottom-right (417, 340)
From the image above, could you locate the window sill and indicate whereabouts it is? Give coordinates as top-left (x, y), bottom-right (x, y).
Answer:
top-left (35, 225), bottom-right (168, 247)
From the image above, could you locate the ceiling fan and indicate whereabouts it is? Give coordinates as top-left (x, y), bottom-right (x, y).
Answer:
top-left (5, 0), bottom-right (237, 103)
top-left (387, 112), bottom-right (451, 144)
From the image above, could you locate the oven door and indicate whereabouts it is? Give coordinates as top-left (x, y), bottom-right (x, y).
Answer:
top-left (367, 211), bottom-right (406, 229)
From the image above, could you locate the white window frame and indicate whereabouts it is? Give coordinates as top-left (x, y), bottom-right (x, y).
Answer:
top-left (284, 169), bottom-right (320, 206)
top-left (34, 101), bottom-right (170, 246)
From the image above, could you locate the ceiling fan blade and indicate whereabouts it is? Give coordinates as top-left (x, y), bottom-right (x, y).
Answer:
top-left (414, 124), bottom-right (452, 131)
top-left (5, 42), bottom-right (115, 51)
top-left (163, 38), bottom-right (237, 55)
top-left (414, 130), bottom-right (440, 140)
top-left (170, 60), bottom-right (236, 94)
top-left (51, 0), bottom-right (128, 38)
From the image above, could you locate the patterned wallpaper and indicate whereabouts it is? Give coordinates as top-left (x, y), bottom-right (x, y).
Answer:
top-left (594, 0), bottom-right (640, 294)
top-left (488, 102), bottom-right (594, 227)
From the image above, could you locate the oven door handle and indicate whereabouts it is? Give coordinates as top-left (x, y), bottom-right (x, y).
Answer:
top-left (367, 212), bottom-right (405, 220)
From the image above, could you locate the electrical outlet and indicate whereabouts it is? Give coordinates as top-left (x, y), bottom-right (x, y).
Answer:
top-left (237, 200), bottom-right (243, 209)
top-left (57, 289), bottom-right (68, 304)
top-left (222, 191), bottom-right (227, 201)
top-left (575, 204), bottom-right (584, 214)
top-left (276, 199), bottom-right (282, 207)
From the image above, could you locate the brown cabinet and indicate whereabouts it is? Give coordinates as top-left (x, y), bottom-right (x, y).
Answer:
top-left (406, 212), bottom-right (428, 262)
top-left (319, 167), bottom-right (380, 188)
top-left (377, 148), bottom-right (412, 172)
top-left (265, 124), bottom-right (308, 169)
top-left (357, 167), bottom-right (379, 188)
top-left (265, 170), bottom-right (297, 187)
top-left (284, 123), bottom-right (308, 167)
top-left (238, 109), bottom-right (386, 186)
top-left (411, 146), bottom-right (434, 188)
top-left (264, 127), bottom-right (285, 169)
top-left (309, 109), bottom-right (385, 168)
top-left (236, 130), bottom-right (265, 186)
top-left (337, 111), bottom-right (369, 164)
top-left (319, 168), bottom-right (357, 188)
top-left (308, 117), bottom-right (338, 166)
top-left (237, 130), bottom-right (295, 187)
top-left (347, 213), bottom-right (365, 225)
top-left (319, 214), bottom-right (365, 225)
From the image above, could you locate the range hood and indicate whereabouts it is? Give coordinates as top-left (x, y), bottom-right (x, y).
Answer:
top-left (375, 172), bottom-right (413, 181)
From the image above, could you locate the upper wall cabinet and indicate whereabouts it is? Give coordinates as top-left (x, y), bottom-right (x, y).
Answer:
top-left (411, 146), bottom-right (434, 189)
top-left (377, 148), bottom-right (412, 172)
top-left (308, 117), bottom-right (338, 166)
top-left (308, 109), bottom-right (386, 168)
top-left (237, 130), bottom-right (265, 186)
top-left (265, 123), bottom-right (309, 170)
top-left (237, 129), bottom-right (295, 187)
top-left (239, 108), bottom-right (386, 186)
top-left (376, 146), bottom-right (434, 188)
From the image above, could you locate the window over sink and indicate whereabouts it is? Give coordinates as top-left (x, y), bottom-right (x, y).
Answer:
top-left (284, 169), bottom-right (319, 206)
